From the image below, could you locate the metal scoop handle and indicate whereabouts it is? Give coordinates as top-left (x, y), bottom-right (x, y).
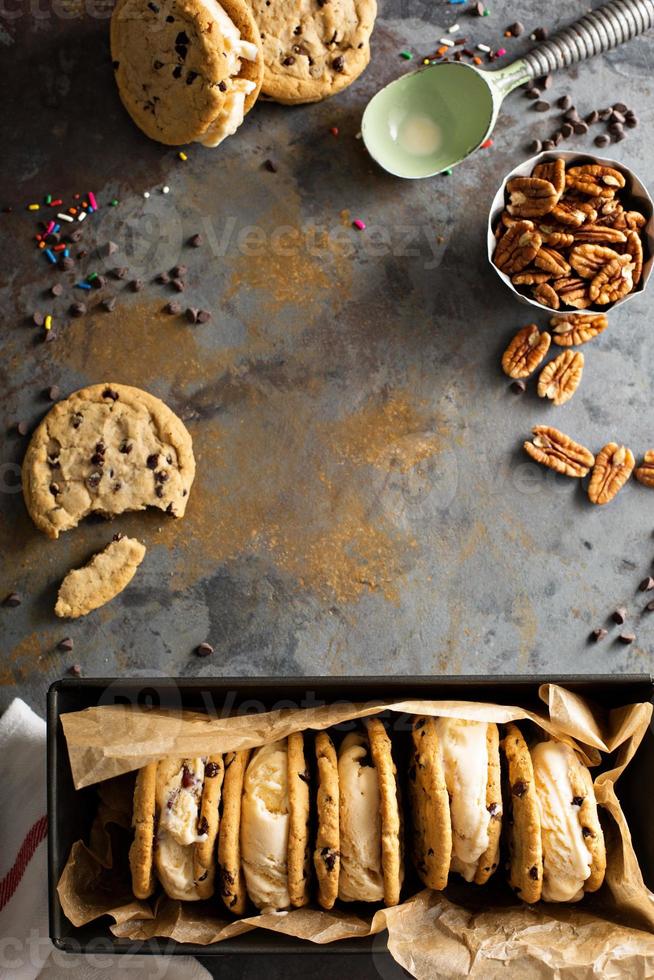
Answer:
top-left (524, 0), bottom-right (654, 79)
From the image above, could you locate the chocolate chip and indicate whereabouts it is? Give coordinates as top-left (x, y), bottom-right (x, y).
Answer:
top-left (166, 13), bottom-right (174, 20)
top-left (91, 452), bottom-right (105, 466)
top-left (573, 121), bottom-right (588, 135)
top-left (147, 1), bottom-right (159, 10)
top-left (50, 481), bottom-right (61, 495)
top-left (4, 592), bottom-right (21, 607)
top-left (512, 780), bottom-right (527, 797)
top-left (563, 107), bottom-right (579, 122)
top-left (171, 264), bottom-right (188, 278)
top-left (264, 159), bottom-right (277, 172)
top-left (155, 484), bottom-right (164, 498)
top-left (321, 847), bottom-right (337, 871)
top-left (197, 815), bottom-right (209, 835)
top-left (186, 307), bottom-right (199, 324)
top-left (529, 865), bottom-right (539, 880)
top-left (561, 122), bottom-right (574, 138)
top-left (197, 309), bottom-right (211, 323)
top-left (15, 420), bottom-right (29, 436)
top-left (612, 607), bottom-right (627, 624)
top-left (156, 272), bottom-right (170, 284)
top-left (625, 112), bottom-right (638, 128)
top-left (205, 761), bottom-right (221, 778)
top-left (153, 60), bottom-right (163, 70)
top-left (87, 472), bottom-right (101, 489)
top-left (532, 26), bottom-right (548, 40)
top-left (598, 107), bottom-right (612, 121)
top-left (619, 632), bottom-right (635, 644)
top-left (609, 120), bottom-right (624, 135)
top-left (298, 769), bottom-right (310, 783)
top-left (282, 55), bottom-right (295, 65)
top-left (172, 278), bottom-right (185, 292)
top-left (186, 70), bottom-right (198, 84)
top-left (130, 278), bottom-right (143, 292)
top-left (102, 387), bottom-right (119, 401)
top-left (591, 627), bottom-right (608, 642)
top-left (557, 94), bottom-right (572, 110)
top-left (47, 385), bottom-right (60, 401)
top-left (528, 139), bottom-right (542, 153)
top-left (508, 21), bottom-right (524, 36)
top-left (525, 87), bottom-right (541, 100)
top-left (181, 764), bottom-right (193, 788)
top-left (146, 453), bottom-right (159, 469)
top-left (639, 576), bottom-right (654, 592)
top-left (102, 297), bottom-right (116, 312)
top-left (613, 102), bottom-right (628, 113)
top-left (172, 65), bottom-right (182, 79)
top-left (165, 301), bottom-right (182, 314)
top-left (534, 100), bottom-right (550, 112)
top-left (487, 801), bottom-right (500, 816)
top-left (155, 470), bottom-right (169, 483)
top-left (332, 55), bottom-right (344, 72)
top-left (70, 301), bottom-right (86, 317)
top-left (594, 133), bottom-right (610, 148)
top-left (540, 74), bottom-right (552, 90)
top-left (572, 795), bottom-right (584, 806)
top-left (646, 599), bottom-right (654, 612)
top-left (188, 233), bottom-right (204, 249)
top-left (71, 412), bottom-right (83, 428)
top-left (68, 664), bottom-right (82, 676)
top-left (610, 110), bottom-right (625, 125)
top-left (473, 1), bottom-right (485, 14)
top-left (120, 441), bottom-right (132, 454)
top-left (582, 827), bottom-right (593, 838)
top-left (196, 641), bottom-right (214, 657)
top-left (585, 109), bottom-right (599, 124)
top-left (112, 266), bottom-right (129, 280)
top-left (218, 80), bottom-right (227, 92)
top-left (59, 256), bottom-right (75, 271)
top-left (113, 532), bottom-right (124, 542)
top-left (32, 311), bottom-right (45, 327)
top-left (50, 283), bottom-right (63, 297)
top-left (510, 379), bottom-right (526, 394)
top-left (612, 130), bottom-right (626, 143)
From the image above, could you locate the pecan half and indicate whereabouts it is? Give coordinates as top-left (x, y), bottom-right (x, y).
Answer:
top-left (573, 225), bottom-right (627, 245)
top-left (566, 165), bottom-right (626, 197)
top-left (532, 282), bottom-right (560, 309)
top-left (569, 244), bottom-right (621, 279)
top-left (551, 277), bottom-right (591, 309)
top-left (635, 451), bottom-right (654, 488)
top-left (550, 200), bottom-right (596, 228)
top-left (502, 325), bottom-right (551, 378)
top-left (540, 230), bottom-right (575, 248)
top-left (550, 313), bottom-right (608, 346)
top-left (524, 426), bottom-right (594, 477)
top-left (507, 177), bottom-right (559, 218)
top-left (532, 158), bottom-right (566, 196)
top-left (535, 246), bottom-right (571, 276)
top-left (589, 254), bottom-right (634, 304)
top-left (625, 230), bottom-right (643, 285)
top-left (611, 210), bottom-right (647, 231)
top-left (493, 221), bottom-right (542, 275)
top-left (588, 443), bottom-right (635, 504)
top-left (537, 350), bottom-right (584, 405)
top-left (512, 270), bottom-right (551, 286)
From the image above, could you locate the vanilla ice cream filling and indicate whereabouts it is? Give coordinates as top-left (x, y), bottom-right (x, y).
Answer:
top-left (156, 757), bottom-right (207, 898)
top-left (338, 732), bottom-right (384, 902)
top-left (195, 0), bottom-right (258, 147)
top-left (532, 741), bottom-right (593, 902)
top-left (240, 740), bottom-right (291, 911)
top-left (434, 719), bottom-right (493, 882)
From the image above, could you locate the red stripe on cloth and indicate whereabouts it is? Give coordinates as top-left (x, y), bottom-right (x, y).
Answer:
top-left (0, 814), bottom-right (48, 911)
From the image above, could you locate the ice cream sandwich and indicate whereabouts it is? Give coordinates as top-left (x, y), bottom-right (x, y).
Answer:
top-left (239, 733), bottom-right (310, 911)
top-left (337, 719), bottom-right (404, 906)
top-left (314, 731), bottom-right (340, 910)
top-left (501, 725), bottom-right (606, 903)
top-left (129, 755), bottom-right (224, 901)
top-left (409, 717), bottom-right (502, 887)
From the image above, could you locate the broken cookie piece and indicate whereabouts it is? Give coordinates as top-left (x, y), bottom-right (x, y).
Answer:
top-left (55, 535), bottom-right (146, 618)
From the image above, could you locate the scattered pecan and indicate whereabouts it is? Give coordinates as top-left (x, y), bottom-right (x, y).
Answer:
top-left (550, 313), bottom-right (608, 346)
top-left (532, 282), bottom-right (560, 309)
top-left (523, 425), bottom-right (595, 477)
top-left (506, 177), bottom-right (559, 218)
top-left (532, 158), bottom-right (565, 196)
top-left (535, 246), bottom-right (571, 276)
top-left (589, 254), bottom-right (634, 304)
top-left (512, 270), bottom-right (551, 286)
top-left (537, 350), bottom-right (584, 405)
top-left (569, 244), bottom-right (622, 279)
top-left (502, 325), bottom-right (551, 378)
top-left (493, 221), bottom-right (542, 275)
top-left (625, 230), bottom-right (643, 284)
top-left (566, 164), bottom-right (626, 197)
top-left (588, 443), bottom-right (635, 504)
top-left (635, 451), bottom-right (654, 487)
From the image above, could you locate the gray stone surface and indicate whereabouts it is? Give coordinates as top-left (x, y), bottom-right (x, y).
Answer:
top-left (1, 0), bottom-right (653, 971)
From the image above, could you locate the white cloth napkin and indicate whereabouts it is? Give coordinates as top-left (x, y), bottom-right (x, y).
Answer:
top-left (0, 698), bottom-right (210, 980)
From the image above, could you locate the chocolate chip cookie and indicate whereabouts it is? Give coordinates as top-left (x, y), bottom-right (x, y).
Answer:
top-left (23, 383), bottom-right (195, 539)
top-left (55, 535), bottom-right (146, 618)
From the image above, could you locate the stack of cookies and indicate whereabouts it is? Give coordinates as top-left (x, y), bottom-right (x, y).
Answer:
top-left (128, 714), bottom-right (607, 912)
top-left (111, 0), bottom-right (378, 146)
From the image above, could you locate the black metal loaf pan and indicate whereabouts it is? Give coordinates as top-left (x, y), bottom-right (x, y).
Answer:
top-left (47, 674), bottom-right (654, 956)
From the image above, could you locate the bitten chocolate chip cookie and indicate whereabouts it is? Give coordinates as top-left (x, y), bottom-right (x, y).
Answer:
top-left (248, 0), bottom-right (377, 104)
top-left (111, 0), bottom-right (262, 146)
top-left (22, 383), bottom-right (195, 539)
top-left (55, 535), bottom-right (146, 618)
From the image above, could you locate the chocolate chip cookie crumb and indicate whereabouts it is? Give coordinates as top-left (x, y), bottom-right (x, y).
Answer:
top-left (196, 641), bottom-right (214, 657)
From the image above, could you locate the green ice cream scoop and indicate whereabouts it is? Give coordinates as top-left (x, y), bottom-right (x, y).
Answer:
top-left (362, 0), bottom-right (654, 179)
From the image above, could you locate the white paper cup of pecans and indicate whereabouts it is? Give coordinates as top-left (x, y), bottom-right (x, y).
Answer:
top-left (487, 151), bottom-right (654, 316)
